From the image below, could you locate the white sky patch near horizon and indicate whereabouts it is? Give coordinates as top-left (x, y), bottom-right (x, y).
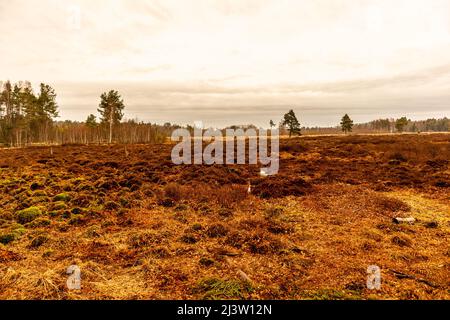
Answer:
top-left (0, 0), bottom-right (450, 126)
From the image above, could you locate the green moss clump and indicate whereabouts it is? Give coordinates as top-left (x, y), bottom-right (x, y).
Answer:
top-left (76, 184), bottom-right (94, 192)
top-left (14, 227), bottom-right (27, 235)
top-left (300, 289), bottom-right (362, 300)
top-left (194, 278), bottom-right (253, 300)
top-left (0, 232), bottom-right (17, 244)
top-left (0, 179), bottom-right (13, 186)
top-left (32, 190), bottom-right (47, 197)
top-left (47, 211), bottom-right (59, 218)
top-left (30, 196), bottom-right (50, 205)
top-left (26, 218), bottom-right (51, 228)
top-left (52, 201), bottom-right (67, 210)
top-left (10, 223), bottom-right (25, 231)
top-left (16, 207), bottom-right (42, 224)
top-left (0, 227), bottom-right (26, 245)
top-left (53, 193), bottom-right (71, 202)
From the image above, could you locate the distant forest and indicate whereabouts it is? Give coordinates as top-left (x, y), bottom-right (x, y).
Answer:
top-left (302, 117), bottom-right (449, 135)
top-left (1, 80), bottom-right (449, 147)
top-left (0, 81), bottom-right (175, 147)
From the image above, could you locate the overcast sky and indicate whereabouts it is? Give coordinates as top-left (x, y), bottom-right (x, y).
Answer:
top-left (1, 0), bottom-right (450, 127)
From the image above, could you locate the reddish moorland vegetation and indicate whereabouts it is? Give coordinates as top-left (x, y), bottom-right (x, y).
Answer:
top-left (0, 134), bottom-right (448, 299)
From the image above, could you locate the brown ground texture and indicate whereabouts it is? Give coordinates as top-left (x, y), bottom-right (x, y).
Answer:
top-left (0, 133), bottom-right (449, 300)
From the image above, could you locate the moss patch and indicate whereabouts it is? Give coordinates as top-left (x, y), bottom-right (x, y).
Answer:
top-left (15, 207), bottom-right (42, 224)
top-left (194, 278), bottom-right (252, 300)
top-left (53, 193), bottom-right (71, 202)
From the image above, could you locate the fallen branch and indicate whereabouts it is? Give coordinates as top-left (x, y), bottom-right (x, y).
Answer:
top-left (208, 247), bottom-right (242, 257)
top-left (390, 269), bottom-right (439, 288)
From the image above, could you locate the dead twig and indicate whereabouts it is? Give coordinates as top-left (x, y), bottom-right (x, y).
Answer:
top-left (390, 269), bottom-right (439, 288)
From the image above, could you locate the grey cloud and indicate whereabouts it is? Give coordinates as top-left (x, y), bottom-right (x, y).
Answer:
top-left (277, 64), bottom-right (450, 94)
top-left (55, 64), bottom-right (450, 102)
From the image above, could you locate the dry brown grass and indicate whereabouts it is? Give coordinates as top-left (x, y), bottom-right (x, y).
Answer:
top-left (0, 134), bottom-right (448, 300)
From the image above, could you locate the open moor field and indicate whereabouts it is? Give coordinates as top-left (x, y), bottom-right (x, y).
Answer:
top-left (0, 134), bottom-right (449, 300)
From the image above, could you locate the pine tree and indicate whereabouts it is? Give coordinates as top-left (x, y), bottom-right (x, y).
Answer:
top-left (1, 81), bottom-right (34, 145)
top-left (98, 90), bottom-right (125, 143)
top-left (85, 114), bottom-right (97, 128)
top-left (340, 114), bottom-right (354, 134)
top-left (27, 83), bottom-right (59, 141)
top-left (282, 109), bottom-right (301, 137)
top-left (37, 83), bottom-right (59, 119)
top-left (0, 81), bottom-right (13, 124)
top-left (395, 117), bottom-right (409, 133)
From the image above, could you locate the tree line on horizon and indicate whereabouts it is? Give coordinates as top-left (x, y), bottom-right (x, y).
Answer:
top-left (0, 81), bottom-right (172, 146)
top-left (335, 115), bottom-right (449, 134)
top-left (269, 110), bottom-right (449, 136)
top-left (1, 81), bottom-right (449, 146)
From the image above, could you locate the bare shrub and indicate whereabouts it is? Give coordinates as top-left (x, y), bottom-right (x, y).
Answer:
top-left (161, 183), bottom-right (248, 208)
top-left (252, 176), bottom-right (312, 199)
top-left (216, 185), bottom-right (248, 208)
top-left (206, 224), bottom-right (229, 238)
top-left (164, 183), bottom-right (183, 202)
top-left (373, 197), bottom-right (411, 213)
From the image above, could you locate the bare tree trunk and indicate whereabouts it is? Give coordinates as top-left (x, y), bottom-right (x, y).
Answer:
top-left (109, 106), bottom-right (114, 144)
top-left (109, 120), bottom-right (112, 143)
